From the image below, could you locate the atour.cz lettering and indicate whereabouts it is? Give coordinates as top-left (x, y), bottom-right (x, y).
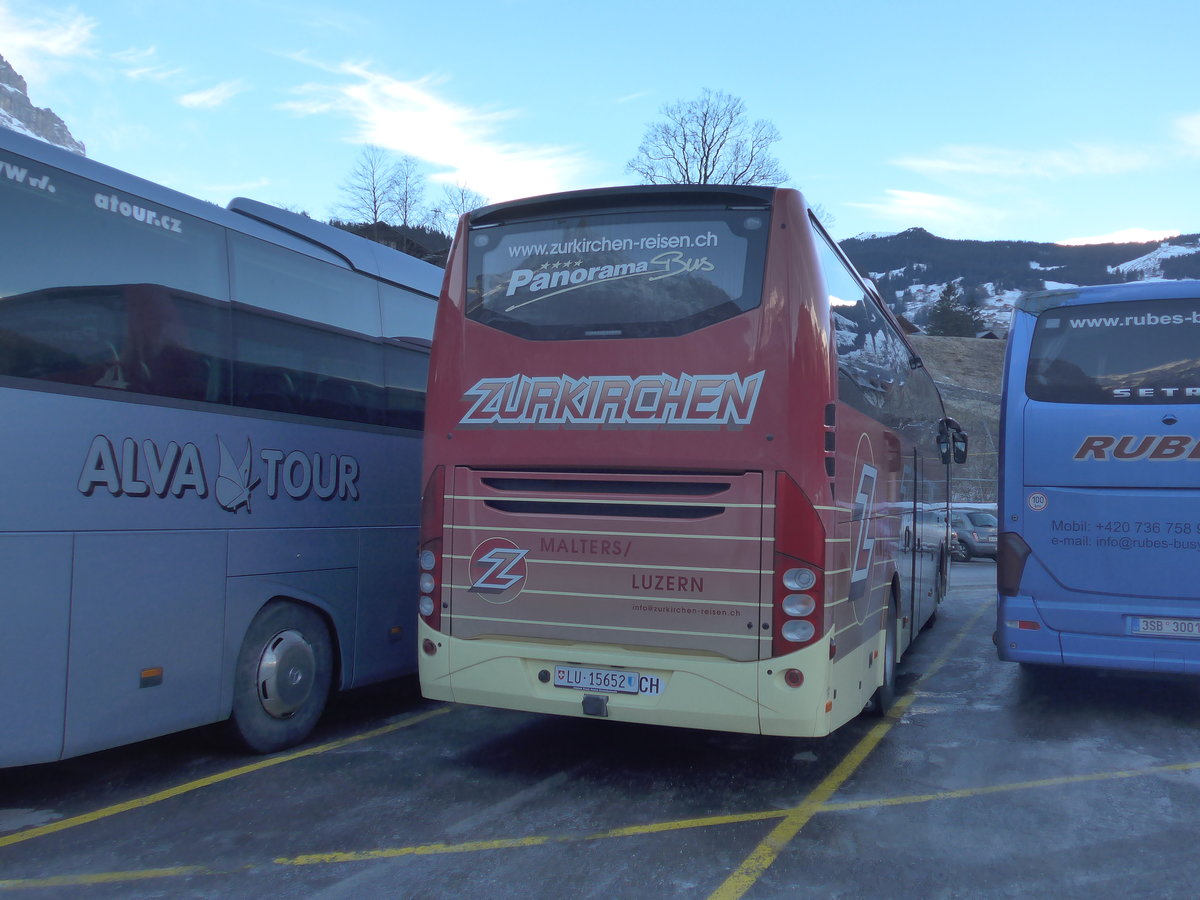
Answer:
top-left (94, 192), bottom-right (183, 233)
top-left (1074, 434), bottom-right (1200, 461)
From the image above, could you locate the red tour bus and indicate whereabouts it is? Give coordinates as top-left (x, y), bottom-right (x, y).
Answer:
top-left (418, 185), bottom-right (965, 737)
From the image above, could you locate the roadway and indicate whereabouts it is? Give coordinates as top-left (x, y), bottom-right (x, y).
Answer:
top-left (4, 561), bottom-right (1200, 898)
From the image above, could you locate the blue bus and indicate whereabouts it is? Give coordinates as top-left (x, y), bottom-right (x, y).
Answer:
top-left (0, 127), bottom-right (442, 766)
top-left (997, 280), bottom-right (1200, 673)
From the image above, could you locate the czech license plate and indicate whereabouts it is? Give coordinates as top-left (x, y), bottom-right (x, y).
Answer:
top-left (1132, 616), bottom-right (1200, 638)
top-left (553, 664), bottom-right (663, 695)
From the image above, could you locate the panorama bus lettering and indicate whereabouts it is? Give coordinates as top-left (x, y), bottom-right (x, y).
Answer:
top-left (77, 434), bottom-right (361, 507)
top-left (458, 371), bottom-right (766, 428)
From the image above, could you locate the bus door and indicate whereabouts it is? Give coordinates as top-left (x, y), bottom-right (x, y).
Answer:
top-left (444, 469), bottom-right (766, 662)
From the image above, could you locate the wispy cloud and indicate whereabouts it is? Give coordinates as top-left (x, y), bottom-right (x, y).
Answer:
top-left (0, 2), bottom-right (96, 81)
top-left (113, 46), bottom-right (184, 83)
top-left (848, 189), bottom-right (1000, 234)
top-left (280, 57), bottom-right (591, 203)
top-left (895, 143), bottom-right (1151, 178)
top-left (179, 79), bottom-right (247, 109)
top-left (1175, 113), bottom-right (1200, 155)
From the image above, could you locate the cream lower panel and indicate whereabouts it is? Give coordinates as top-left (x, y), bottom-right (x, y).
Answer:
top-left (419, 621), bottom-right (846, 737)
top-left (757, 636), bottom-right (884, 737)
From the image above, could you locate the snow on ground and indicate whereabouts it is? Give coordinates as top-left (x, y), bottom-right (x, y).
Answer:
top-left (1110, 240), bottom-right (1200, 278)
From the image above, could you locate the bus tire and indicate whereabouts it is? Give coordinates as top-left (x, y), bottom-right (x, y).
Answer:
top-left (227, 600), bottom-right (333, 754)
top-left (866, 598), bottom-right (898, 717)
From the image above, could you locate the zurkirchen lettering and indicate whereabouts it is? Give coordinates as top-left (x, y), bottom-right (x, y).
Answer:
top-left (459, 371), bottom-right (765, 429)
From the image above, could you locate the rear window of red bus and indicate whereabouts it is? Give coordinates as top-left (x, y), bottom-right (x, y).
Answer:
top-left (464, 209), bottom-right (769, 340)
top-left (1025, 296), bottom-right (1200, 404)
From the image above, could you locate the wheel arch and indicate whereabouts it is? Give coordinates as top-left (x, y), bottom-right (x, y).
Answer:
top-left (222, 573), bottom-right (355, 718)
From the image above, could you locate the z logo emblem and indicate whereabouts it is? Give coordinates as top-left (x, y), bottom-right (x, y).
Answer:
top-left (469, 538), bottom-right (529, 603)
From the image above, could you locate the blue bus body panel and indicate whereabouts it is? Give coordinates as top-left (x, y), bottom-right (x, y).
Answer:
top-left (0, 126), bottom-right (435, 766)
top-left (998, 281), bottom-right (1200, 673)
top-left (0, 535), bottom-right (72, 767)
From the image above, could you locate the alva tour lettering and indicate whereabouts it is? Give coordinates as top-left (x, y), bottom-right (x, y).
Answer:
top-left (77, 435), bottom-right (360, 511)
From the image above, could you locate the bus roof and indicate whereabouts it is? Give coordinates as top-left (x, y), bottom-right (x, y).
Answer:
top-left (469, 183), bottom-right (778, 227)
top-left (1, 127), bottom-right (442, 297)
top-left (227, 197), bottom-right (443, 296)
top-left (1016, 279), bottom-right (1200, 315)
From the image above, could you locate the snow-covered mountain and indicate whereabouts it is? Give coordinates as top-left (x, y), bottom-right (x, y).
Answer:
top-left (842, 227), bottom-right (1200, 334)
top-left (0, 53), bottom-right (84, 154)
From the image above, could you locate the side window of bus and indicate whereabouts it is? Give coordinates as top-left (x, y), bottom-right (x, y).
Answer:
top-left (229, 235), bottom-right (386, 425)
top-left (813, 227), bottom-right (903, 419)
top-left (380, 284), bottom-right (433, 431)
top-left (0, 153), bottom-right (230, 402)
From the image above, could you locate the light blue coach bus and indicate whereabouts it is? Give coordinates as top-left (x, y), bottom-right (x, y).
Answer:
top-left (0, 127), bottom-right (442, 766)
top-left (997, 280), bottom-right (1200, 673)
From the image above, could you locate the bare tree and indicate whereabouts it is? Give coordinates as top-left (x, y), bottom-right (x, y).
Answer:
top-left (627, 89), bottom-right (788, 186)
top-left (392, 154), bottom-right (427, 228)
top-left (337, 146), bottom-right (398, 236)
top-left (430, 182), bottom-right (489, 235)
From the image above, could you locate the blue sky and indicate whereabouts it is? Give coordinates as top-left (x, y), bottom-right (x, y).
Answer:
top-left (3, 0), bottom-right (1198, 244)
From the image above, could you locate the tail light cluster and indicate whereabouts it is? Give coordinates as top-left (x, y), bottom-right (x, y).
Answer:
top-left (418, 466), bottom-right (445, 633)
top-left (772, 472), bottom-right (826, 658)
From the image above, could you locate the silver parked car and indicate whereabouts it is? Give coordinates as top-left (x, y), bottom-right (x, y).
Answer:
top-left (949, 510), bottom-right (998, 561)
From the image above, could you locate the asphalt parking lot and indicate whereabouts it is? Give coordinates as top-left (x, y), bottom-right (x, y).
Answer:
top-left (5, 560), bottom-right (1200, 899)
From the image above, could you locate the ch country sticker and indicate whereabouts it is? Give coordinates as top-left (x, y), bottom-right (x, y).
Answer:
top-left (469, 538), bottom-right (530, 603)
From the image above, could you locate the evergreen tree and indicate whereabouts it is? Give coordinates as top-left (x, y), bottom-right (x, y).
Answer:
top-left (925, 283), bottom-right (985, 336)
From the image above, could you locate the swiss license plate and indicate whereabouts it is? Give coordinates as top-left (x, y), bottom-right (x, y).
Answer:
top-left (1132, 616), bottom-right (1200, 638)
top-left (553, 664), bottom-right (663, 695)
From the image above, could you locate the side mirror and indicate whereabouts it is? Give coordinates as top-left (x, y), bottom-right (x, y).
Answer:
top-left (952, 430), bottom-right (968, 464)
top-left (938, 417), bottom-right (969, 465)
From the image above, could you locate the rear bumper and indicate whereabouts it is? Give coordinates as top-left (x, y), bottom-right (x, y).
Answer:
top-left (997, 595), bottom-right (1200, 674)
top-left (417, 621), bottom-right (876, 737)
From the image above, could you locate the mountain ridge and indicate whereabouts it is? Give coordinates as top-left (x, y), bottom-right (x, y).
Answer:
top-left (842, 226), bottom-right (1200, 334)
top-left (0, 53), bottom-right (85, 154)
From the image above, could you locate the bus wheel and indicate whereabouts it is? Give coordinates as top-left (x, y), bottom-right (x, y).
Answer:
top-left (866, 599), bottom-right (898, 717)
top-left (228, 601), bottom-right (333, 754)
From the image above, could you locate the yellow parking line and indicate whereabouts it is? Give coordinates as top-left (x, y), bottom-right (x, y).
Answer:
top-left (823, 758), bottom-right (1200, 813)
top-left (0, 866), bottom-right (213, 891)
top-left (6, 753), bottom-right (1200, 891)
top-left (707, 599), bottom-right (990, 900)
top-left (0, 706), bottom-right (451, 851)
top-left (276, 809), bottom-right (792, 867)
